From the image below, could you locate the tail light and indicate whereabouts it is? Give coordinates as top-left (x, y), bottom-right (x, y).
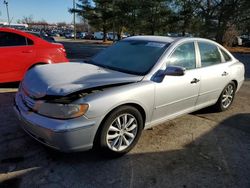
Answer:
top-left (59, 47), bottom-right (66, 53)
top-left (58, 47), bottom-right (67, 56)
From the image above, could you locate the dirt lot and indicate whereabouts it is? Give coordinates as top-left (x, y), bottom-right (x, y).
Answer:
top-left (0, 40), bottom-right (250, 188)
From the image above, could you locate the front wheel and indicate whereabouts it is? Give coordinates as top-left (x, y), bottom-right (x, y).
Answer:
top-left (214, 82), bottom-right (236, 112)
top-left (97, 106), bottom-right (143, 157)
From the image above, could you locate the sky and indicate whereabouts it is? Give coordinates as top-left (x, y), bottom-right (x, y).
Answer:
top-left (0, 0), bottom-right (79, 24)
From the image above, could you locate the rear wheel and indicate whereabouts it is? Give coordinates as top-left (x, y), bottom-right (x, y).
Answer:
top-left (214, 82), bottom-right (236, 112)
top-left (97, 106), bottom-right (143, 157)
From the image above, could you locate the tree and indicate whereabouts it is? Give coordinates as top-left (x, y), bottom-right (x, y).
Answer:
top-left (137, 0), bottom-right (170, 35)
top-left (172, 0), bottom-right (200, 36)
top-left (71, 0), bottom-right (113, 41)
top-left (194, 0), bottom-right (250, 43)
top-left (17, 15), bottom-right (34, 24)
top-left (73, 0), bottom-right (250, 45)
top-left (57, 22), bottom-right (67, 27)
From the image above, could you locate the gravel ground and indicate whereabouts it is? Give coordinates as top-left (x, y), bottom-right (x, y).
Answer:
top-left (0, 82), bottom-right (250, 188)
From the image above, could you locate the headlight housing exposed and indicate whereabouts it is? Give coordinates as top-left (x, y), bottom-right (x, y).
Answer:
top-left (36, 103), bottom-right (89, 119)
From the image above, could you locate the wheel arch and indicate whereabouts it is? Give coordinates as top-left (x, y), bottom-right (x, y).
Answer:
top-left (27, 62), bottom-right (48, 70)
top-left (100, 103), bottom-right (146, 129)
top-left (231, 79), bottom-right (238, 90)
top-left (93, 103), bottom-right (146, 147)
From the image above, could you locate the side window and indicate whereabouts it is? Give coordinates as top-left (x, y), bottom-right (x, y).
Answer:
top-left (168, 42), bottom-right (196, 70)
top-left (0, 32), bottom-right (8, 46)
top-left (220, 48), bottom-right (231, 62)
top-left (0, 32), bottom-right (27, 47)
top-left (198, 42), bottom-right (222, 67)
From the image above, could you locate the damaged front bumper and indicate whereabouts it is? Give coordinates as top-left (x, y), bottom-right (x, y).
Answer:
top-left (14, 92), bottom-right (102, 152)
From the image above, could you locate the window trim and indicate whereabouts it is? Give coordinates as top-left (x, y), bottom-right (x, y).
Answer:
top-left (25, 37), bottom-right (34, 46)
top-left (218, 47), bottom-right (232, 63)
top-left (194, 41), bottom-right (201, 68)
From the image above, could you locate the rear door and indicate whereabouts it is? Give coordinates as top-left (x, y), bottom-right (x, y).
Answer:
top-left (0, 31), bottom-right (36, 82)
top-left (195, 41), bottom-right (231, 108)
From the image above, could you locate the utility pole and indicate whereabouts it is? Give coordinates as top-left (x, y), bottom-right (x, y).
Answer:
top-left (112, 0), bottom-right (115, 43)
top-left (4, 0), bottom-right (10, 26)
top-left (73, 0), bottom-right (76, 40)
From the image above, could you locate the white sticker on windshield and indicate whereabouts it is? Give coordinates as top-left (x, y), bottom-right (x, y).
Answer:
top-left (146, 42), bottom-right (165, 48)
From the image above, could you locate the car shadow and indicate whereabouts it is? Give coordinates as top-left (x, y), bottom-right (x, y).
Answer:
top-left (0, 88), bottom-right (249, 188)
top-left (191, 106), bottom-right (216, 115)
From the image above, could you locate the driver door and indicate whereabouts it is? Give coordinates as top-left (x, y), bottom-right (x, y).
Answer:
top-left (152, 42), bottom-right (201, 122)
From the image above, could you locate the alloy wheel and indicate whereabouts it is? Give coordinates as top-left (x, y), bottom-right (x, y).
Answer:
top-left (106, 113), bottom-right (138, 152)
top-left (221, 84), bottom-right (234, 109)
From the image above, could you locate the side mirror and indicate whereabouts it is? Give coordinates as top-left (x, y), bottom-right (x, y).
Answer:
top-left (153, 65), bottom-right (186, 83)
top-left (164, 66), bottom-right (185, 76)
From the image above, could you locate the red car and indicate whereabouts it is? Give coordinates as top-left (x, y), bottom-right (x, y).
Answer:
top-left (0, 28), bottom-right (69, 83)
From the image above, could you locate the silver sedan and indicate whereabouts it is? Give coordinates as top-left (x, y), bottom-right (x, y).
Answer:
top-left (14, 36), bottom-right (245, 157)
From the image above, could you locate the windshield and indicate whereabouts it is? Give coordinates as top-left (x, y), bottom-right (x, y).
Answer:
top-left (91, 40), bottom-right (170, 75)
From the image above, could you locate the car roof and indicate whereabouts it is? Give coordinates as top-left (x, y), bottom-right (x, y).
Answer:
top-left (0, 27), bottom-right (29, 33)
top-left (124, 35), bottom-right (177, 43)
top-left (124, 35), bottom-right (221, 45)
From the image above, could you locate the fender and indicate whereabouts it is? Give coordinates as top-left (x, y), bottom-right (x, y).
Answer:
top-left (34, 58), bottom-right (53, 64)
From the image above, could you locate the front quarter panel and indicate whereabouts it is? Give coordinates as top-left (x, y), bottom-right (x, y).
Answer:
top-left (78, 81), bottom-right (155, 126)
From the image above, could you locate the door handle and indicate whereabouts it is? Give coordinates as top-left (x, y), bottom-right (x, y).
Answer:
top-left (22, 50), bottom-right (33, 53)
top-left (191, 78), bottom-right (200, 84)
top-left (222, 71), bottom-right (228, 76)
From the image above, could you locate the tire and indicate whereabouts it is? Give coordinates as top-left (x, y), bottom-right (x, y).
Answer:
top-left (96, 105), bottom-right (143, 157)
top-left (214, 82), bottom-right (236, 112)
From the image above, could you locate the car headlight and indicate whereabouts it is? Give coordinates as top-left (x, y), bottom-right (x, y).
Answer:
top-left (36, 103), bottom-right (89, 119)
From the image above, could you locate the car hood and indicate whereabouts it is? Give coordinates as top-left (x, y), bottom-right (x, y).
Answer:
top-left (22, 63), bottom-right (143, 98)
